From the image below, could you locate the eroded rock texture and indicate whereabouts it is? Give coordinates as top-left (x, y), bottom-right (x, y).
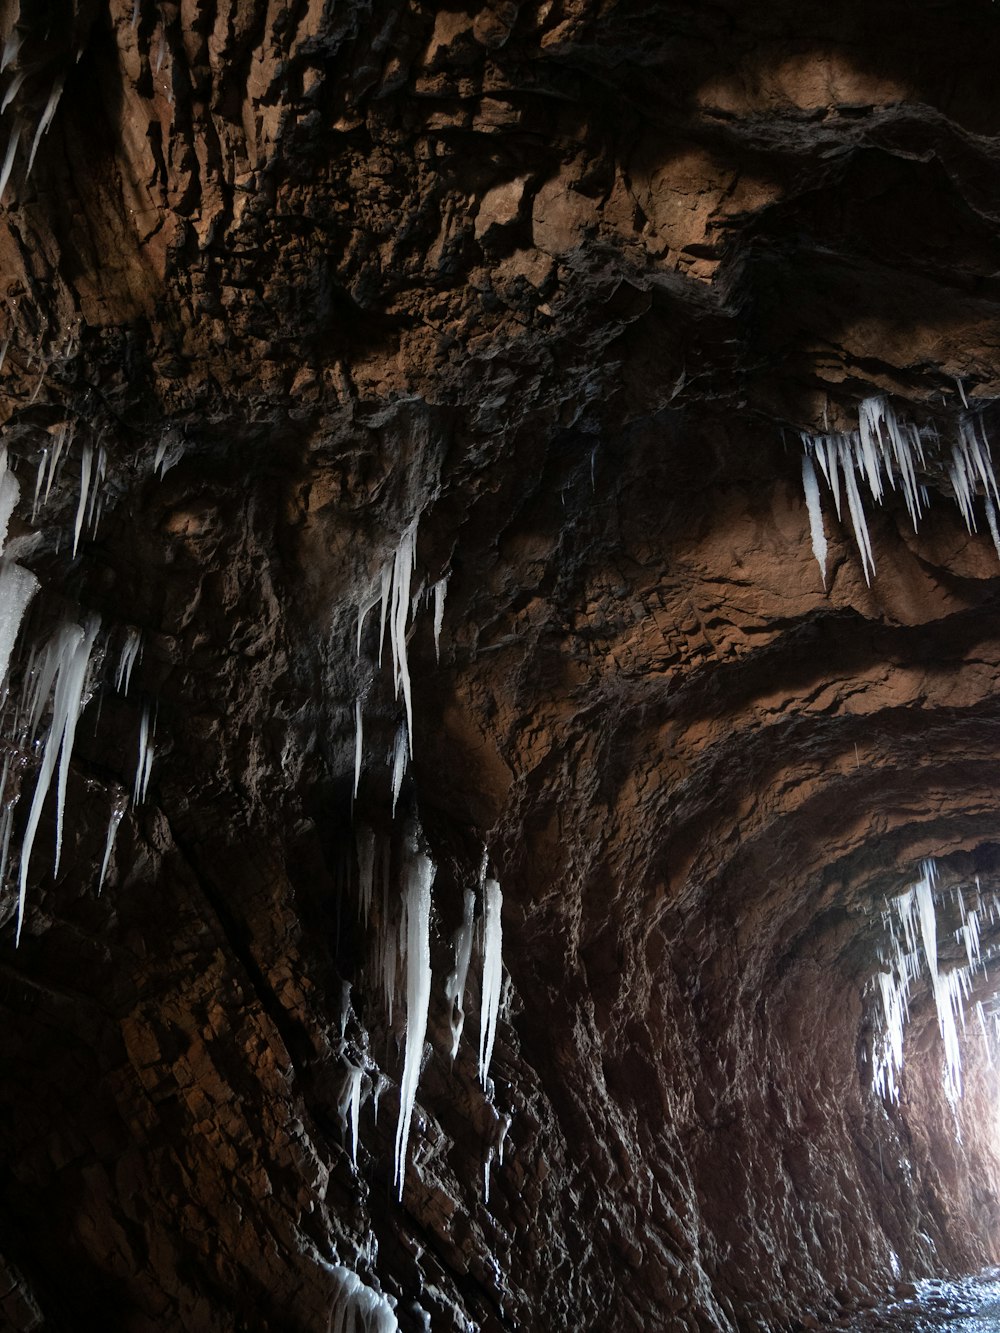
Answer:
top-left (3, 0), bottom-right (1000, 1329)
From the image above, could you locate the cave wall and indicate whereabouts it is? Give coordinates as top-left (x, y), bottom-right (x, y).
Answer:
top-left (2, 1), bottom-right (1000, 1330)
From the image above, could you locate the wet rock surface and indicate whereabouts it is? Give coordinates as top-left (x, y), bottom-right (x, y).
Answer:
top-left (1, 1), bottom-right (1000, 1331)
top-left (848, 1271), bottom-right (1000, 1330)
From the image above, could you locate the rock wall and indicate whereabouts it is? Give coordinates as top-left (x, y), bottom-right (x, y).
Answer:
top-left (2, 1), bottom-right (1000, 1330)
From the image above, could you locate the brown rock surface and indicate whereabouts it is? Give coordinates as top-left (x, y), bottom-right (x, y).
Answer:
top-left (2, 1), bottom-right (1000, 1330)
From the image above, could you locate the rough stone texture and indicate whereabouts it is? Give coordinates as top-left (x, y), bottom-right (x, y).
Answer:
top-left (2, 1), bottom-right (1000, 1330)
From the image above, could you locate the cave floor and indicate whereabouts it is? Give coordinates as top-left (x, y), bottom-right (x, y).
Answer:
top-left (848, 1271), bottom-right (1000, 1329)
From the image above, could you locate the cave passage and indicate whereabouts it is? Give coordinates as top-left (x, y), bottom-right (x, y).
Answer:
top-left (3, 2), bottom-right (1000, 1332)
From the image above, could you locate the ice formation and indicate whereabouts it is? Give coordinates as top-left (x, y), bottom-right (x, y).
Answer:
top-left (133, 704), bottom-right (155, 804)
top-left (799, 396), bottom-right (1000, 583)
top-left (115, 628), bottom-right (142, 694)
top-left (390, 722), bottom-right (407, 816)
top-left (72, 443), bottom-right (93, 558)
top-left (0, 562), bottom-right (38, 685)
top-left (444, 888), bottom-right (476, 1058)
top-left (801, 454), bottom-right (828, 587)
top-left (96, 791), bottom-right (128, 895)
top-left (871, 861), bottom-right (998, 1108)
top-left (0, 449), bottom-right (20, 553)
top-left (25, 78), bottom-right (63, 179)
top-left (479, 877), bottom-right (503, 1087)
top-left (324, 1263), bottom-right (399, 1333)
top-left (354, 697), bottom-right (363, 800)
top-left (432, 576), bottom-right (448, 662)
top-left (338, 1063), bottom-right (364, 1167)
top-left (393, 830), bottom-right (434, 1199)
top-left (16, 617), bottom-right (101, 943)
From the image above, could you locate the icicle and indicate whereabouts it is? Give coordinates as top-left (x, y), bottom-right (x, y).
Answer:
top-left (393, 828), bottom-right (434, 1199)
top-left (353, 697), bottom-right (363, 800)
top-left (372, 1073), bottom-right (389, 1125)
top-left (133, 704), bottom-right (155, 804)
top-left (44, 424), bottom-right (68, 505)
top-left (72, 443), bottom-right (93, 558)
top-left (432, 576), bottom-right (448, 662)
top-left (801, 454), bottom-right (827, 587)
top-left (479, 878), bottom-right (503, 1087)
top-left (1, 29), bottom-right (21, 72)
top-left (53, 617), bottom-right (101, 876)
top-left (16, 618), bottom-right (100, 943)
top-left (31, 449), bottom-right (46, 522)
top-left (977, 1001), bottom-right (993, 1067)
top-left (377, 563), bottom-right (391, 666)
top-left (25, 78), bottom-right (64, 179)
top-left (96, 790), bottom-right (128, 894)
top-left (0, 561), bottom-right (37, 684)
top-left (324, 1263), bottom-right (399, 1333)
top-left (444, 888), bottom-right (476, 1058)
top-left (115, 628), bottom-right (142, 694)
top-left (484, 1146), bottom-right (494, 1205)
top-left (338, 1063), bottom-right (364, 1167)
top-left (0, 123), bottom-right (20, 204)
top-left (839, 438), bottom-right (876, 584)
top-left (1, 68), bottom-right (27, 114)
top-left (0, 451), bottom-right (19, 555)
top-left (390, 721), bottom-right (407, 816)
top-left (389, 521), bottom-right (418, 753)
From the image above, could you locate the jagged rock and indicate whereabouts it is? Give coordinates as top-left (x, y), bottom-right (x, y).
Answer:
top-left (0, 2), bottom-right (999, 1331)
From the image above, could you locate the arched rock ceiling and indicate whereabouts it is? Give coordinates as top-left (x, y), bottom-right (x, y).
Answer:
top-left (2, 1), bottom-right (1000, 1331)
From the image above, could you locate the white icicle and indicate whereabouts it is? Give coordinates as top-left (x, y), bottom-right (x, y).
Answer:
top-left (338, 1063), bottom-right (364, 1167)
top-left (353, 697), bottom-right (363, 800)
top-left (0, 451), bottom-right (19, 555)
top-left (390, 721), bottom-right (407, 816)
top-left (390, 521), bottom-right (417, 753)
top-left (53, 617), bottom-right (101, 876)
top-left (0, 68), bottom-right (25, 114)
top-left (839, 436), bottom-right (876, 584)
top-left (44, 424), bottom-right (68, 505)
top-left (0, 561), bottom-right (37, 684)
top-left (986, 496), bottom-right (1000, 562)
top-left (479, 877), bottom-right (503, 1087)
top-left (0, 123), bottom-right (20, 204)
top-left (17, 618), bottom-right (100, 943)
top-left (115, 628), bottom-right (142, 694)
top-left (393, 829), bottom-right (434, 1199)
top-left (325, 1263), bottom-right (399, 1333)
top-left (96, 791), bottom-right (128, 894)
top-left (133, 704), bottom-right (155, 804)
top-left (444, 888), bottom-right (476, 1058)
top-left (1, 29), bottom-right (21, 72)
top-left (432, 576), bottom-right (448, 662)
top-left (31, 449), bottom-right (46, 522)
top-left (801, 454), bottom-right (828, 587)
top-left (72, 443), bottom-right (93, 558)
top-left (25, 78), bottom-right (64, 179)
top-left (377, 563), bottom-right (391, 667)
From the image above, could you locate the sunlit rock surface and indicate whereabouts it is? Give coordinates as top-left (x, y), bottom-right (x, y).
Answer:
top-left (2, 2), bottom-right (1000, 1330)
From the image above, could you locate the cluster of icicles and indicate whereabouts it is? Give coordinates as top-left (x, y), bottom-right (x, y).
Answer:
top-left (353, 516), bottom-right (448, 812)
top-left (344, 524), bottom-right (506, 1194)
top-left (799, 396), bottom-right (1000, 585)
top-left (0, 439), bottom-right (155, 943)
top-left (0, 21), bottom-right (65, 205)
top-left (870, 860), bottom-right (1000, 1108)
top-left (340, 826), bottom-right (505, 1199)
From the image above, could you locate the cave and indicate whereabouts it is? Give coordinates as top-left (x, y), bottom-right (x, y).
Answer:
top-left (2, 1), bottom-right (1000, 1330)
